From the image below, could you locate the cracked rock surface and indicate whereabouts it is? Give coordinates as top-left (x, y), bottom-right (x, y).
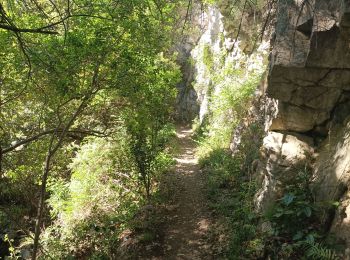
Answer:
top-left (255, 0), bottom-right (350, 249)
top-left (268, 0), bottom-right (350, 132)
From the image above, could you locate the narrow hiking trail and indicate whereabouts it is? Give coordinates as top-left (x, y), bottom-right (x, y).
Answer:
top-left (158, 126), bottom-right (213, 259)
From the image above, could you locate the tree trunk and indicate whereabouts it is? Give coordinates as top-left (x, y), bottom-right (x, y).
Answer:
top-left (31, 150), bottom-right (53, 260)
top-left (0, 146), bottom-right (2, 178)
top-left (30, 63), bottom-right (100, 259)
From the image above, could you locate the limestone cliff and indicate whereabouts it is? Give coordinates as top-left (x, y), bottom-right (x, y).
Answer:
top-left (254, 0), bottom-right (350, 251)
top-left (174, 3), bottom-right (207, 122)
top-left (183, 0), bottom-right (350, 253)
top-left (191, 6), bottom-right (268, 125)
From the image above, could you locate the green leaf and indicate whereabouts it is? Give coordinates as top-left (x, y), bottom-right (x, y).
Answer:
top-left (305, 234), bottom-right (315, 244)
top-left (303, 207), bottom-right (312, 217)
top-left (332, 201), bottom-right (340, 207)
top-left (292, 231), bottom-right (303, 241)
top-left (282, 193), bottom-right (295, 206)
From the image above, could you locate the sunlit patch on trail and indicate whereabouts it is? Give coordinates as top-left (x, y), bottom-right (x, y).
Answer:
top-left (159, 126), bottom-right (212, 259)
top-left (175, 157), bottom-right (198, 165)
top-left (197, 219), bottom-right (210, 232)
top-left (176, 128), bottom-right (193, 139)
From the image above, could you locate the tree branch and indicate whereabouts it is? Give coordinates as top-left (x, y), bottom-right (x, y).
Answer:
top-left (2, 128), bottom-right (107, 154)
top-left (31, 61), bottom-right (102, 259)
top-left (0, 23), bottom-right (59, 34)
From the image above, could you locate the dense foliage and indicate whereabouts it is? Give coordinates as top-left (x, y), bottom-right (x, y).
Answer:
top-left (1, 0), bottom-right (341, 259)
top-left (0, 0), bottom-right (186, 258)
top-left (192, 3), bottom-right (339, 258)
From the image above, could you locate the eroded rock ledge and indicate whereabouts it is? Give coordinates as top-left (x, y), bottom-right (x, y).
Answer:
top-left (269, 0), bottom-right (350, 133)
top-left (255, 0), bottom-right (350, 249)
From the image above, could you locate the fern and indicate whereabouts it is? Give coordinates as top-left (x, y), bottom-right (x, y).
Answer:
top-left (304, 242), bottom-right (338, 260)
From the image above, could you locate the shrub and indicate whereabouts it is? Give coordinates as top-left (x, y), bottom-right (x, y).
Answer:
top-left (264, 168), bottom-right (339, 259)
top-left (203, 44), bottom-right (214, 73)
top-left (196, 71), bottom-right (262, 158)
top-left (43, 130), bottom-right (142, 258)
top-left (201, 148), bottom-right (261, 258)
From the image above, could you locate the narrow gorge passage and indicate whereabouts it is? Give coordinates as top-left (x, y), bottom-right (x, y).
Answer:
top-left (158, 126), bottom-right (213, 260)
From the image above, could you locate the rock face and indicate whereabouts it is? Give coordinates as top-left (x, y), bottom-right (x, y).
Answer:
top-left (254, 0), bottom-right (350, 249)
top-left (174, 3), bottom-right (206, 122)
top-left (191, 6), bottom-right (223, 124)
top-left (268, 0), bottom-right (350, 132)
top-left (255, 131), bottom-right (315, 211)
top-left (313, 121), bottom-right (350, 204)
top-left (191, 6), bottom-right (268, 125)
top-left (175, 42), bottom-right (200, 122)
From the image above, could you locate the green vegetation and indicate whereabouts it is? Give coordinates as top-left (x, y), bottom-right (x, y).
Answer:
top-left (201, 149), bottom-right (261, 258)
top-left (198, 90), bottom-right (340, 259)
top-left (194, 18), bottom-right (339, 259)
top-left (199, 118), bottom-right (339, 259)
top-left (0, 1), bottom-right (342, 259)
top-left (264, 168), bottom-right (340, 259)
top-left (202, 44), bottom-right (215, 74)
top-left (198, 112), bottom-right (265, 258)
top-left (0, 0), bottom-right (185, 258)
top-left (194, 52), bottom-right (263, 158)
top-left (193, 21), bottom-right (266, 157)
top-left (195, 43), bottom-right (265, 257)
top-left (43, 133), bottom-right (141, 258)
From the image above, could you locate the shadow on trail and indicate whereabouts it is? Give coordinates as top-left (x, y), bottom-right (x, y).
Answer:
top-left (156, 126), bottom-right (213, 260)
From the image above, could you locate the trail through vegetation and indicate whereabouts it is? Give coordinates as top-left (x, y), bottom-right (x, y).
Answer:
top-left (158, 125), bottom-right (213, 259)
top-left (1, 1), bottom-right (342, 259)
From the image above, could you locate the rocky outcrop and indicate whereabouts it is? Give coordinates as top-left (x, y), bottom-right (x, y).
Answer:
top-left (313, 121), bottom-right (350, 204)
top-left (312, 118), bottom-right (350, 250)
top-left (191, 6), bottom-right (222, 124)
top-left (254, 0), bottom-right (350, 249)
top-left (217, 0), bottom-right (265, 53)
top-left (174, 3), bottom-right (206, 122)
top-left (175, 43), bottom-right (200, 122)
top-left (255, 131), bottom-right (315, 211)
top-left (268, 0), bottom-right (350, 133)
top-left (191, 5), bottom-right (268, 125)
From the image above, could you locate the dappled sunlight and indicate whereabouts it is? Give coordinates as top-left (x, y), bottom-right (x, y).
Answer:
top-left (175, 157), bottom-right (198, 165)
top-left (159, 126), bottom-right (212, 259)
top-left (176, 132), bottom-right (188, 138)
top-left (165, 214), bottom-right (212, 254)
top-left (176, 127), bottom-right (194, 139)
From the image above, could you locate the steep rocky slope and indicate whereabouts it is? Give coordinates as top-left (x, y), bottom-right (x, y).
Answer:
top-left (181, 0), bottom-right (350, 254)
top-left (254, 0), bottom-right (350, 249)
top-left (174, 3), bottom-right (206, 122)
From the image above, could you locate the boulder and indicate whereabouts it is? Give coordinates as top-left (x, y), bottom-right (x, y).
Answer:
top-left (255, 132), bottom-right (314, 212)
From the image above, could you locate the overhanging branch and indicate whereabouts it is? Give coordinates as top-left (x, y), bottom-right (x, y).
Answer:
top-left (2, 128), bottom-right (108, 154)
top-left (0, 23), bottom-right (59, 34)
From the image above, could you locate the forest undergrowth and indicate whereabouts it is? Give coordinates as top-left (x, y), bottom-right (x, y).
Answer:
top-left (0, 0), bottom-right (344, 259)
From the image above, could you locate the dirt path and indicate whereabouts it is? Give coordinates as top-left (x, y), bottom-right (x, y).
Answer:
top-left (156, 126), bottom-right (213, 260)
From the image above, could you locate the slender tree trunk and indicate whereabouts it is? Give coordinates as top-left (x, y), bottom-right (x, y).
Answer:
top-left (146, 173), bottom-right (151, 201)
top-left (0, 77), bottom-right (2, 178)
top-left (31, 99), bottom-right (90, 259)
top-left (31, 62), bottom-right (100, 259)
top-left (32, 149), bottom-right (53, 260)
top-left (0, 146), bottom-right (2, 178)
top-left (141, 170), bottom-right (150, 201)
